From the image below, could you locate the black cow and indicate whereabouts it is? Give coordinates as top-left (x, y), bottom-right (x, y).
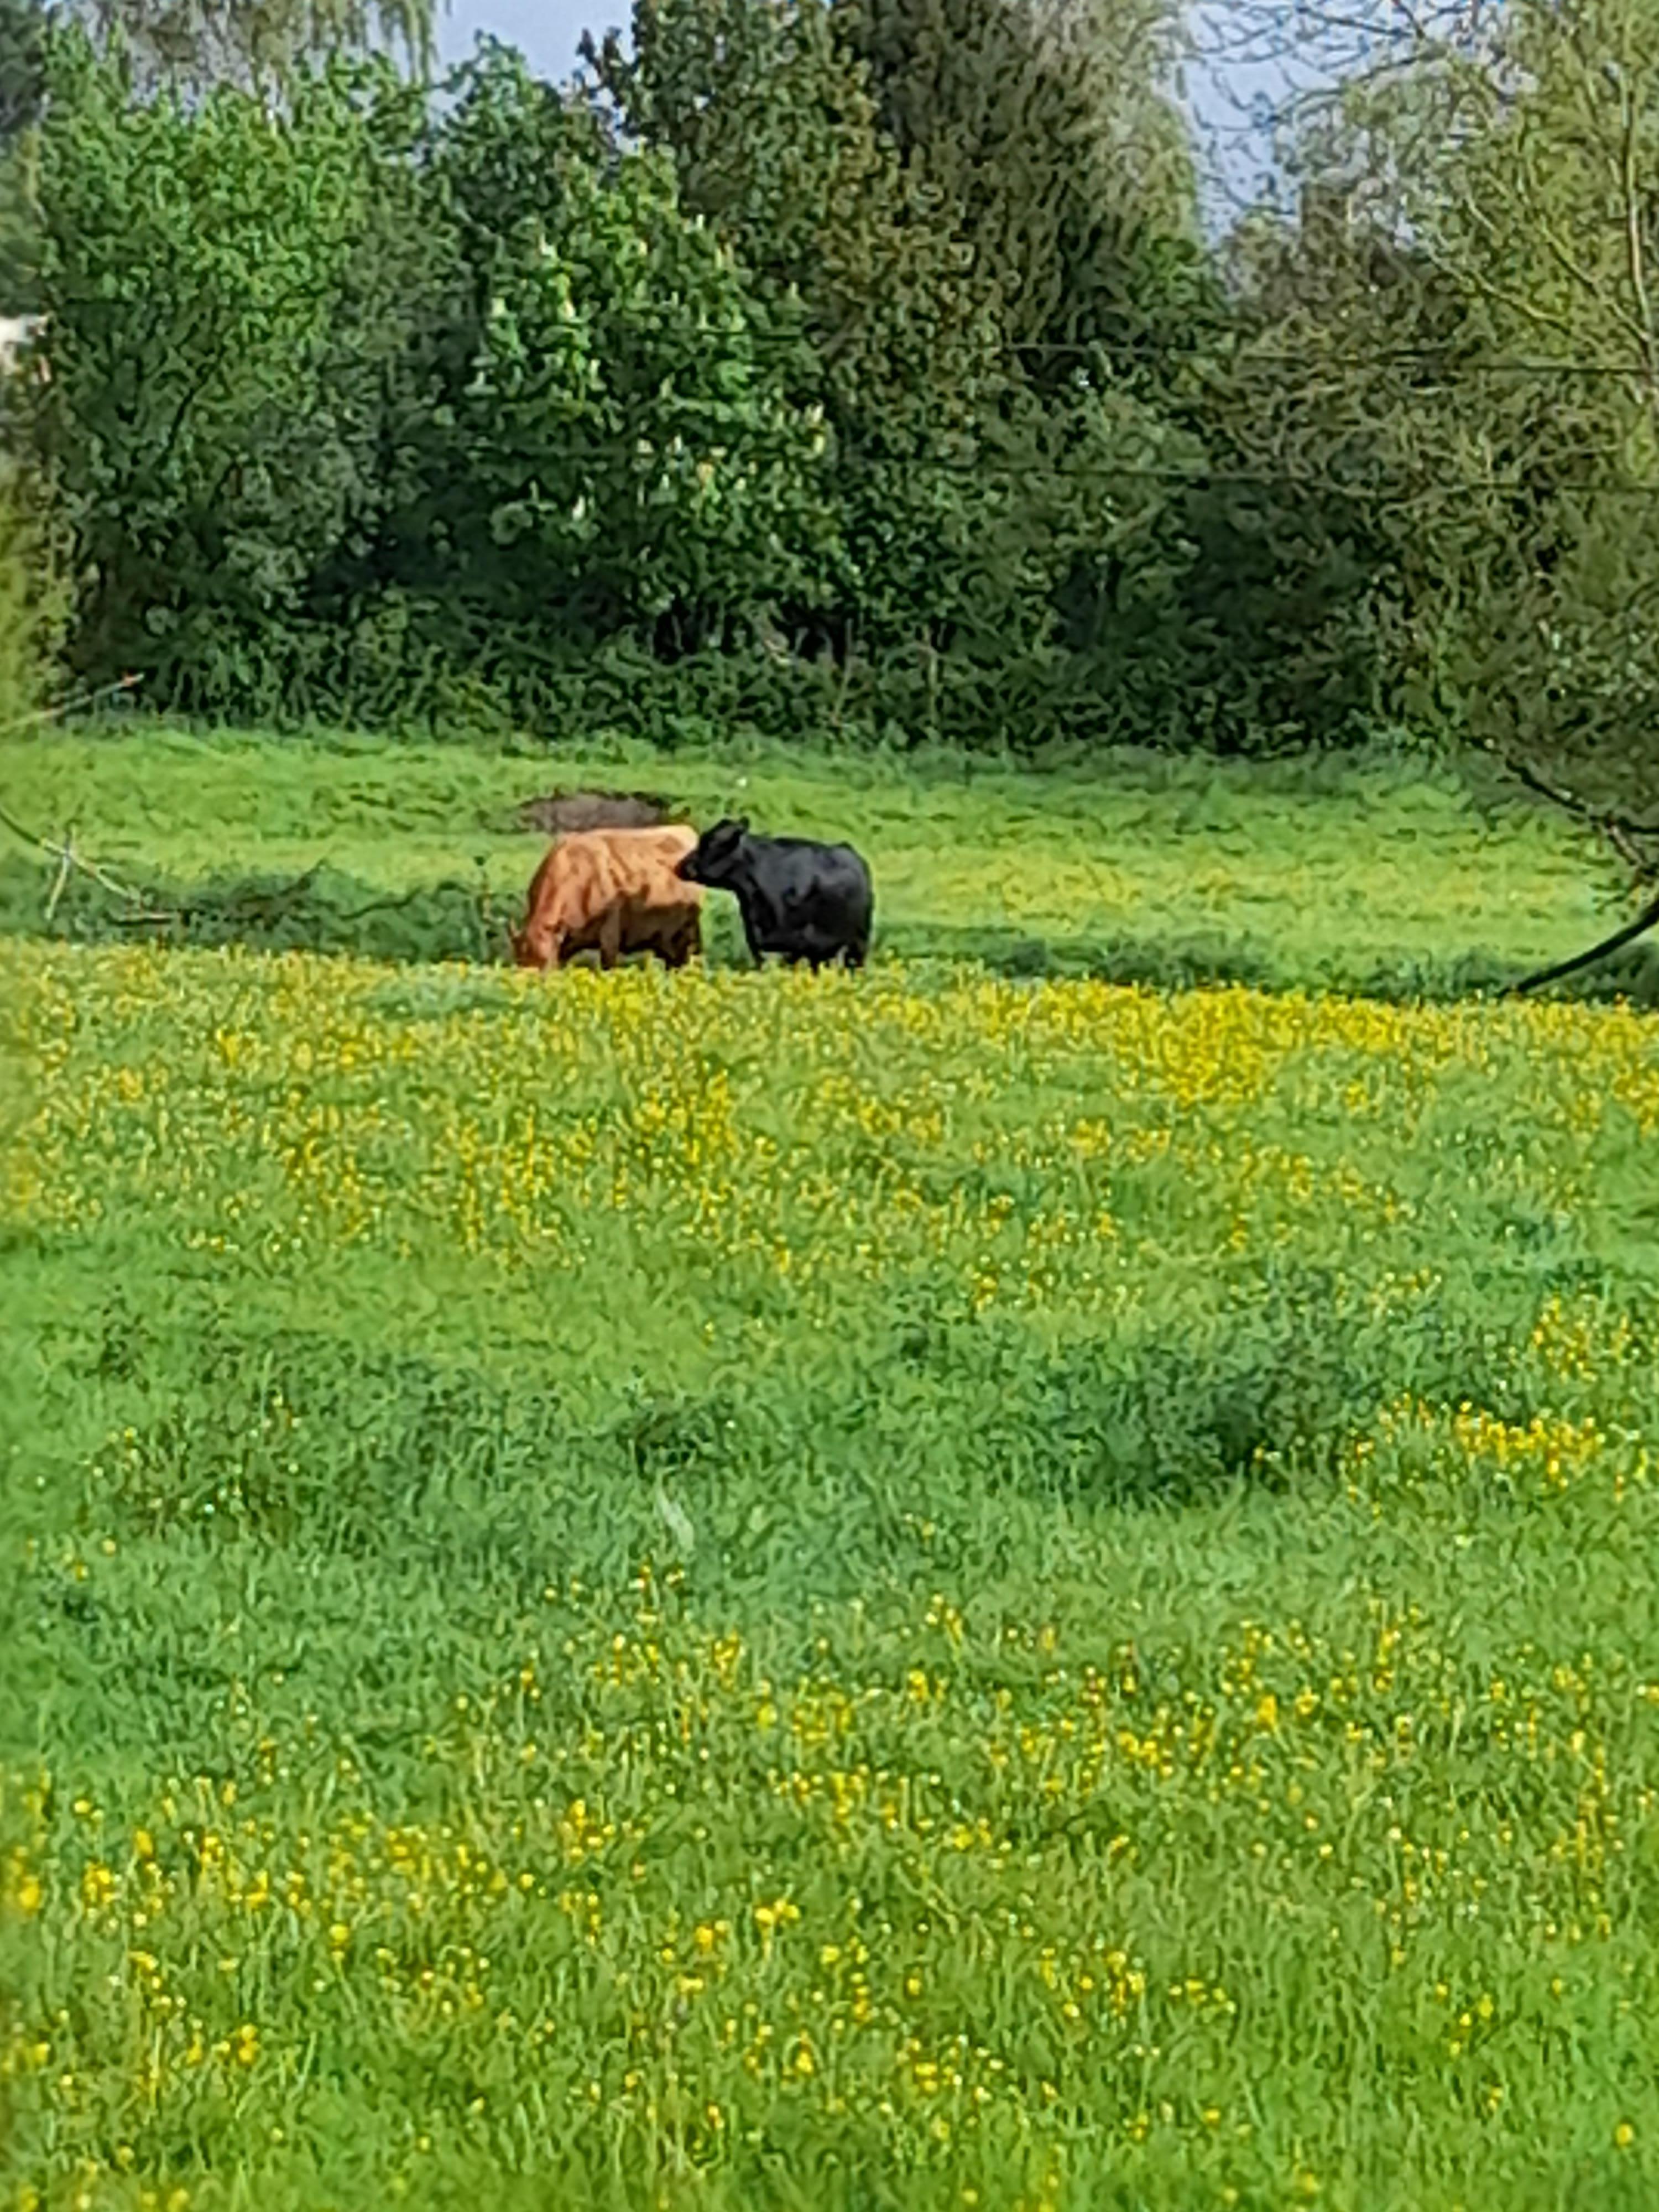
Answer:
top-left (676, 817), bottom-right (873, 971)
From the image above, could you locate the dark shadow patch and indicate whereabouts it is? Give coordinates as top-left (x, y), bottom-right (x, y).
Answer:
top-left (1355, 945), bottom-right (1659, 1012)
top-left (1514, 938), bottom-right (1659, 1012)
top-left (894, 918), bottom-right (1659, 1010)
top-left (0, 853), bottom-right (505, 966)
top-left (885, 920), bottom-right (1278, 990)
top-left (510, 789), bottom-right (676, 835)
top-left (900, 1261), bottom-right (1537, 1511)
top-left (0, 853), bottom-right (755, 972)
top-left (614, 1389), bottom-right (745, 1486)
top-left (86, 1326), bottom-right (538, 1552)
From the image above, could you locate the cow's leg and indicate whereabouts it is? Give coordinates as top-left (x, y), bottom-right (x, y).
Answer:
top-left (597, 909), bottom-right (623, 971)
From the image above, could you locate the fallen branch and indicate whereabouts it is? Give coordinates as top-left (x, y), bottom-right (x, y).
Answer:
top-left (2, 774), bottom-right (504, 955)
top-left (103, 864), bottom-right (326, 932)
top-left (43, 826), bottom-right (74, 924)
top-left (0, 797), bottom-right (332, 935)
top-left (0, 797), bottom-right (153, 906)
top-left (103, 871), bottom-right (506, 957)
top-left (1605, 820), bottom-right (1652, 878)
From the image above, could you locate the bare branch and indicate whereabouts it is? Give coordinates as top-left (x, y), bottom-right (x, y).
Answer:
top-left (1509, 886), bottom-right (1659, 994)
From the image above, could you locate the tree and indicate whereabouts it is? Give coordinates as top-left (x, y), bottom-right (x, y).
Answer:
top-left (61, 0), bottom-right (432, 95)
top-left (419, 44), bottom-right (844, 653)
top-left (1236, 0), bottom-right (1659, 968)
top-left (837, 0), bottom-right (1206, 390)
top-left (0, 0), bottom-right (46, 306)
top-left (581, 0), bottom-right (1029, 654)
top-left (1152, 172), bottom-right (1499, 749)
top-left (1338, 1), bottom-right (1659, 806)
top-left (0, 0), bottom-right (44, 143)
top-left (33, 30), bottom-right (432, 702)
top-left (581, 0), bottom-right (1214, 688)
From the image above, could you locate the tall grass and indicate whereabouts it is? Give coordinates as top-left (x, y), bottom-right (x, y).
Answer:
top-left (4, 938), bottom-right (1659, 2208)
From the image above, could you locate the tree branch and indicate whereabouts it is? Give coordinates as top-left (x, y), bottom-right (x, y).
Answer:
top-left (0, 800), bottom-right (152, 905)
top-left (1491, 746), bottom-right (1659, 848)
top-left (1617, 80), bottom-right (1659, 415)
top-left (1509, 886), bottom-right (1659, 995)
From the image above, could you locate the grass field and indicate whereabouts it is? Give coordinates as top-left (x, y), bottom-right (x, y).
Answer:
top-left (4, 727), bottom-right (1659, 2212)
top-left (1, 719), bottom-right (1651, 998)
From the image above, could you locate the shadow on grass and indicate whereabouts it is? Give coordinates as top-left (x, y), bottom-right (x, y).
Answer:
top-left (7, 852), bottom-right (1659, 1008)
top-left (890, 920), bottom-right (1280, 990)
top-left (49, 1254), bottom-right (1596, 1631)
top-left (889, 918), bottom-right (1659, 1008)
top-left (0, 853), bottom-right (507, 967)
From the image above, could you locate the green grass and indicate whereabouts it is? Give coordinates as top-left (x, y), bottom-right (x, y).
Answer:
top-left (1, 718), bottom-right (1650, 997)
top-left (3, 728), bottom-right (1659, 2211)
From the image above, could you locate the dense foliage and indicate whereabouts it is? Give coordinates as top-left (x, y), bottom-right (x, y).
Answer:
top-left (8, 0), bottom-right (1659, 768)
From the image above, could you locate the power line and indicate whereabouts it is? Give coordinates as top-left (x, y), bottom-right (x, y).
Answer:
top-left (44, 293), bottom-right (1659, 379)
top-left (363, 434), bottom-right (1659, 502)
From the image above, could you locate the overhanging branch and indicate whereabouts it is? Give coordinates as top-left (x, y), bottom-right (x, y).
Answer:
top-left (1509, 887), bottom-right (1659, 995)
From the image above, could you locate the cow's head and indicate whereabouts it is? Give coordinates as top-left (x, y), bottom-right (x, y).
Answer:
top-left (676, 817), bottom-right (749, 887)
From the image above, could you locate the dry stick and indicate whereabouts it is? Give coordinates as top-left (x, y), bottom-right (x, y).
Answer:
top-left (1, 678), bottom-right (448, 947)
top-left (105, 870), bottom-right (489, 938)
top-left (0, 798), bottom-right (153, 906)
top-left (1606, 821), bottom-right (1652, 878)
top-left (1, 676), bottom-right (151, 915)
top-left (4, 790), bottom-right (489, 953)
top-left (0, 672), bottom-right (143, 744)
top-left (108, 864), bottom-right (326, 931)
top-left (42, 827), bottom-right (74, 924)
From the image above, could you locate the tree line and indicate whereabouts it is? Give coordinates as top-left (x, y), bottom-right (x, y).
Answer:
top-left (2, 0), bottom-right (1659, 801)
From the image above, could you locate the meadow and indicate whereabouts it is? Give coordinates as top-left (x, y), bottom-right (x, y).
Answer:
top-left (1, 718), bottom-right (1650, 998)
top-left (4, 724), bottom-right (1659, 2212)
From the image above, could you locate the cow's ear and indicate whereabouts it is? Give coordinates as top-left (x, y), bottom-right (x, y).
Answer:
top-left (733, 816), bottom-right (750, 836)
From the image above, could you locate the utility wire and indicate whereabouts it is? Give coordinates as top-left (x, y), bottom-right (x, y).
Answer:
top-left (331, 436), bottom-right (1659, 501)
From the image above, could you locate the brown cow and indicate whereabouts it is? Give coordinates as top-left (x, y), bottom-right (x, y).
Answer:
top-left (510, 825), bottom-right (705, 973)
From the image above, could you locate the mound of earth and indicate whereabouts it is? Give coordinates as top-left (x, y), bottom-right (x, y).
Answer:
top-left (515, 789), bottom-right (674, 836)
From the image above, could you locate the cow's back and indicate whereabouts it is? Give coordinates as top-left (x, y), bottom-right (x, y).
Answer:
top-left (539, 827), bottom-right (687, 908)
top-left (761, 838), bottom-right (871, 916)
top-left (731, 833), bottom-right (872, 966)
top-left (516, 825), bottom-right (701, 968)
top-left (613, 825), bottom-right (699, 895)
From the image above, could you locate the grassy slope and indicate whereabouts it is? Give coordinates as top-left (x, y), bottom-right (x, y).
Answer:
top-left (3, 730), bottom-right (1659, 2211)
top-left (0, 720), bottom-right (1639, 991)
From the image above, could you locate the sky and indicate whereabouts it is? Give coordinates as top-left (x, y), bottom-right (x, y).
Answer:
top-left (430, 0), bottom-right (1297, 221)
top-left (436, 0), bottom-right (612, 78)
